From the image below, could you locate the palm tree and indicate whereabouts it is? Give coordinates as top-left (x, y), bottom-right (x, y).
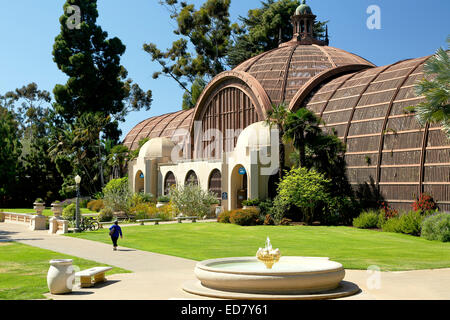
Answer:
top-left (284, 108), bottom-right (322, 168)
top-left (265, 103), bottom-right (289, 181)
top-left (411, 39), bottom-right (450, 138)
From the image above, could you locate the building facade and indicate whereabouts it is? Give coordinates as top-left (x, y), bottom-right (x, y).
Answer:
top-left (124, 2), bottom-right (450, 212)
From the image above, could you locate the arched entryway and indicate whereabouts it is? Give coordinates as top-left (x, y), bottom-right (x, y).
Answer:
top-left (208, 169), bottom-right (222, 199)
top-left (135, 170), bottom-right (145, 193)
top-left (185, 170), bottom-right (199, 186)
top-left (230, 165), bottom-right (248, 209)
top-left (164, 171), bottom-right (177, 195)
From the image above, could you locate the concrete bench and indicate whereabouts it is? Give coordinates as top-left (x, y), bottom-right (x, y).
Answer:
top-left (98, 222), bottom-right (113, 229)
top-left (75, 267), bottom-right (112, 288)
top-left (136, 218), bottom-right (162, 226)
top-left (176, 216), bottom-right (197, 223)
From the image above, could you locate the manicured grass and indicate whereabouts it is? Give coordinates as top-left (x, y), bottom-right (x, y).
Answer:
top-left (0, 242), bottom-right (130, 300)
top-left (67, 223), bottom-right (450, 271)
top-left (1, 208), bottom-right (97, 217)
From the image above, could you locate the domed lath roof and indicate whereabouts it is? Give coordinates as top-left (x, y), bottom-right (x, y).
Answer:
top-left (234, 44), bottom-right (375, 107)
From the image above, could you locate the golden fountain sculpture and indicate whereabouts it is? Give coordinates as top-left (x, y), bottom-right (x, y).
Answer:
top-left (256, 237), bottom-right (281, 269)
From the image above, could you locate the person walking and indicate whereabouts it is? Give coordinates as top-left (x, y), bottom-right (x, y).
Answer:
top-left (109, 220), bottom-right (123, 251)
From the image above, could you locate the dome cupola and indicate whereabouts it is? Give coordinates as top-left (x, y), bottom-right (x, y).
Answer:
top-left (295, 0), bottom-right (313, 15)
top-left (289, 0), bottom-right (328, 46)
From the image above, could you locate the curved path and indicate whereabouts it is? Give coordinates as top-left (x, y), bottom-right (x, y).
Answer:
top-left (1, 223), bottom-right (449, 300)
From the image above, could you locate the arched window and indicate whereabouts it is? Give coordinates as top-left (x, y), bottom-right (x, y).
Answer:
top-left (164, 171), bottom-right (177, 195)
top-left (208, 169), bottom-right (222, 198)
top-left (185, 170), bottom-right (199, 186)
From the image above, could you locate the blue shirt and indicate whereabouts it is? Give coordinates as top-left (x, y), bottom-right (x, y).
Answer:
top-left (109, 225), bottom-right (122, 238)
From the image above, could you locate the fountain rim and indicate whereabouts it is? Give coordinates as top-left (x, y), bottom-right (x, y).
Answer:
top-left (196, 256), bottom-right (344, 276)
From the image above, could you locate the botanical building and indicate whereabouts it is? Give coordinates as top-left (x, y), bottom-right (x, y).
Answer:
top-left (124, 2), bottom-right (450, 212)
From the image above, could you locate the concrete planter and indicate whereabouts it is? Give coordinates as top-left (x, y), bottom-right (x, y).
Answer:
top-left (47, 259), bottom-right (74, 295)
top-left (33, 202), bottom-right (46, 216)
top-left (51, 203), bottom-right (64, 219)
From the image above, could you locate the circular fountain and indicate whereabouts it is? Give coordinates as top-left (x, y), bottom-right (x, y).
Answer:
top-left (183, 238), bottom-right (360, 300)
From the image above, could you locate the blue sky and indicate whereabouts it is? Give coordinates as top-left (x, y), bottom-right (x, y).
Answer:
top-left (0, 0), bottom-right (449, 140)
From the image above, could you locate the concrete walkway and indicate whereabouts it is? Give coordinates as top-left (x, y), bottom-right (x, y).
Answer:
top-left (1, 222), bottom-right (449, 300)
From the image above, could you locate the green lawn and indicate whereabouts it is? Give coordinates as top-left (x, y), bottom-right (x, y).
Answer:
top-left (67, 223), bottom-right (450, 271)
top-left (0, 242), bottom-right (130, 300)
top-left (1, 208), bottom-right (97, 217)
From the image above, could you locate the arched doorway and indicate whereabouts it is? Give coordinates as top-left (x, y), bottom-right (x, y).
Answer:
top-left (230, 165), bottom-right (248, 209)
top-left (164, 171), bottom-right (177, 195)
top-left (135, 170), bottom-right (145, 193)
top-left (185, 170), bottom-right (199, 186)
top-left (208, 169), bottom-right (222, 199)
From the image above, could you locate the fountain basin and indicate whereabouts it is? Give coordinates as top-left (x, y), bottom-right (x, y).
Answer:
top-left (193, 256), bottom-right (345, 295)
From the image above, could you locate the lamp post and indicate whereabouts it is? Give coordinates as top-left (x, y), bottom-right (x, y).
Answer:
top-left (74, 175), bottom-right (81, 233)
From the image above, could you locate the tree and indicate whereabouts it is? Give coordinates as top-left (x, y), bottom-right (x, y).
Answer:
top-left (52, 0), bottom-right (152, 196)
top-left (2, 84), bottom-right (64, 205)
top-left (107, 145), bottom-right (130, 180)
top-left (273, 167), bottom-right (331, 224)
top-left (409, 38), bottom-right (450, 138)
top-left (265, 103), bottom-right (289, 181)
top-left (284, 107), bottom-right (322, 168)
top-left (0, 104), bottom-right (21, 205)
top-left (170, 184), bottom-right (219, 219)
top-left (182, 77), bottom-right (207, 110)
top-left (144, 0), bottom-right (232, 94)
top-left (227, 0), bottom-right (328, 68)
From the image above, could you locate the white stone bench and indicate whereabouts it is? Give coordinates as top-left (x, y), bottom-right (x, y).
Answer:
top-left (176, 216), bottom-right (197, 223)
top-left (75, 267), bottom-right (112, 288)
top-left (136, 218), bottom-right (162, 225)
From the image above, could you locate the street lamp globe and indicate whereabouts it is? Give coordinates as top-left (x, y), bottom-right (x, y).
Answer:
top-left (75, 175), bottom-right (81, 185)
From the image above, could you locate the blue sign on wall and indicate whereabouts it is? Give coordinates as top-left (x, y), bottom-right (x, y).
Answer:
top-left (238, 167), bottom-right (246, 175)
top-left (140, 173), bottom-right (144, 179)
top-left (222, 192), bottom-right (228, 200)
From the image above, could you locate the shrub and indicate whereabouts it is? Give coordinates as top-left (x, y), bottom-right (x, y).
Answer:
top-left (382, 211), bottom-right (426, 236)
top-left (353, 210), bottom-right (380, 229)
top-left (229, 208), bottom-right (261, 226)
top-left (98, 207), bottom-right (114, 222)
top-left (80, 199), bottom-right (90, 209)
top-left (412, 193), bottom-right (437, 212)
top-left (275, 167), bottom-right (331, 224)
top-left (132, 193), bottom-right (155, 206)
top-left (129, 203), bottom-right (152, 220)
top-left (169, 184), bottom-right (218, 219)
top-left (242, 199), bottom-right (261, 207)
top-left (155, 203), bottom-right (175, 221)
top-left (323, 196), bottom-right (358, 226)
top-left (382, 216), bottom-right (402, 234)
top-left (421, 213), bottom-right (450, 242)
top-left (258, 199), bottom-right (273, 216)
top-left (103, 177), bottom-right (132, 213)
top-left (87, 199), bottom-right (105, 212)
top-left (157, 195), bottom-right (171, 203)
top-left (62, 204), bottom-right (76, 221)
top-left (218, 210), bottom-right (232, 223)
